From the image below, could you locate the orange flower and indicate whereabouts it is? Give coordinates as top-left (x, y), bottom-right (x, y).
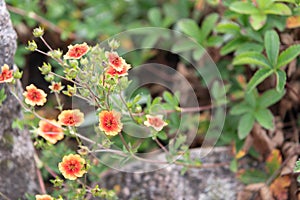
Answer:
top-left (64, 42), bottom-right (89, 59)
top-left (0, 64), bottom-right (13, 83)
top-left (58, 154), bottom-right (86, 180)
top-left (99, 110), bottom-right (123, 136)
top-left (105, 52), bottom-right (126, 72)
top-left (58, 109), bottom-right (84, 127)
top-left (106, 62), bottom-right (131, 77)
top-left (144, 114), bottom-right (168, 131)
top-left (49, 82), bottom-right (64, 93)
top-left (35, 194), bottom-right (53, 200)
top-left (23, 84), bottom-right (47, 106)
top-left (37, 119), bottom-right (64, 144)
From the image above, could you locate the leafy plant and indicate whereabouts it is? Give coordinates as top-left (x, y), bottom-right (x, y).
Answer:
top-left (233, 30), bottom-right (300, 92)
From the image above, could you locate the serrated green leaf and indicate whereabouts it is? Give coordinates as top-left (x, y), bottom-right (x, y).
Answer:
top-left (265, 30), bottom-right (280, 67)
top-left (265, 3), bottom-right (292, 15)
top-left (229, 2), bottom-right (259, 15)
top-left (250, 13), bottom-right (267, 30)
top-left (238, 113), bottom-right (255, 139)
top-left (254, 108), bottom-right (274, 129)
top-left (177, 19), bottom-right (201, 39)
top-left (216, 22), bottom-right (240, 34)
top-left (247, 68), bottom-right (274, 92)
top-left (206, 35), bottom-right (223, 47)
top-left (277, 44), bottom-right (300, 68)
top-left (201, 13), bottom-right (219, 41)
top-left (276, 69), bottom-right (286, 92)
top-left (233, 51), bottom-right (271, 68)
top-left (230, 102), bottom-right (252, 115)
top-left (258, 88), bottom-right (285, 108)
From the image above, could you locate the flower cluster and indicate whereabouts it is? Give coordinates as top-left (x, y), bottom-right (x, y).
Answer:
top-left (58, 154), bottom-right (87, 180)
top-left (105, 51), bottom-right (131, 77)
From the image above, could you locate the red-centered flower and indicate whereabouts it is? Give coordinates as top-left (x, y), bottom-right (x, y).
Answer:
top-left (105, 51), bottom-right (126, 72)
top-left (23, 84), bottom-right (47, 106)
top-left (0, 64), bottom-right (13, 83)
top-left (58, 109), bottom-right (84, 127)
top-left (106, 62), bottom-right (131, 77)
top-left (35, 194), bottom-right (53, 200)
top-left (49, 82), bottom-right (64, 93)
top-left (38, 119), bottom-right (64, 144)
top-left (64, 42), bottom-right (89, 59)
top-left (58, 154), bottom-right (86, 180)
top-left (144, 114), bottom-right (168, 131)
top-left (99, 110), bottom-right (123, 136)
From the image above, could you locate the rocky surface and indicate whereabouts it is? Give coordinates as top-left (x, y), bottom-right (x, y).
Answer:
top-left (101, 147), bottom-right (243, 200)
top-left (0, 1), bottom-right (38, 199)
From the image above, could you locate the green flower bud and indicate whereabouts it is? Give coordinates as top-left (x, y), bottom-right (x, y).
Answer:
top-left (69, 59), bottom-right (78, 68)
top-left (65, 68), bottom-right (78, 79)
top-left (13, 69), bottom-right (23, 79)
top-left (80, 58), bottom-right (88, 66)
top-left (48, 49), bottom-right (63, 59)
top-left (44, 74), bottom-right (54, 82)
top-left (63, 85), bottom-right (76, 96)
top-left (26, 40), bottom-right (37, 51)
top-left (32, 26), bottom-right (44, 37)
top-left (38, 62), bottom-right (52, 75)
top-left (108, 39), bottom-right (120, 50)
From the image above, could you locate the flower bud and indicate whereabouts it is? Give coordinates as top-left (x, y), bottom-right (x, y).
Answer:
top-left (77, 145), bottom-right (89, 156)
top-left (69, 59), bottom-right (78, 68)
top-left (80, 58), bottom-right (88, 66)
top-left (13, 69), bottom-right (23, 79)
top-left (48, 49), bottom-right (63, 59)
top-left (108, 39), bottom-right (120, 50)
top-left (65, 68), bottom-right (78, 79)
top-left (63, 85), bottom-right (76, 96)
top-left (26, 40), bottom-right (37, 51)
top-left (38, 62), bottom-right (52, 75)
top-left (44, 74), bottom-right (54, 82)
top-left (32, 26), bottom-right (44, 37)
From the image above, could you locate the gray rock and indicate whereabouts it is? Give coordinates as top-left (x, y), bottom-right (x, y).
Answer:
top-left (101, 147), bottom-right (243, 200)
top-left (0, 1), bottom-right (38, 199)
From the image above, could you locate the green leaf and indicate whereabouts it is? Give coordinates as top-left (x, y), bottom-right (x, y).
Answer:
top-left (201, 13), bottom-right (219, 41)
top-left (233, 51), bottom-right (271, 68)
top-left (250, 14), bottom-right (267, 30)
top-left (163, 91), bottom-right (178, 107)
top-left (254, 108), bottom-right (274, 129)
top-left (206, 35), bottom-right (223, 47)
top-left (264, 3), bottom-right (292, 15)
top-left (235, 43), bottom-right (264, 55)
top-left (277, 44), bottom-right (300, 68)
top-left (216, 22), bottom-right (240, 34)
top-left (276, 69), bottom-right (286, 92)
top-left (264, 30), bottom-right (280, 67)
top-left (229, 2), bottom-right (259, 15)
top-left (231, 102), bottom-right (252, 115)
top-left (177, 19), bottom-right (201, 39)
top-left (220, 37), bottom-right (246, 55)
top-left (258, 88), bottom-right (285, 108)
top-left (257, 0), bottom-right (274, 9)
top-left (245, 90), bottom-right (258, 108)
top-left (247, 68), bottom-right (274, 92)
top-left (238, 113), bottom-right (255, 139)
top-left (0, 88), bottom-right (7, 106)
top-left (148, 8), bottom-right (162, 27)
top-left (238, 169), bottom-right (268, 184)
